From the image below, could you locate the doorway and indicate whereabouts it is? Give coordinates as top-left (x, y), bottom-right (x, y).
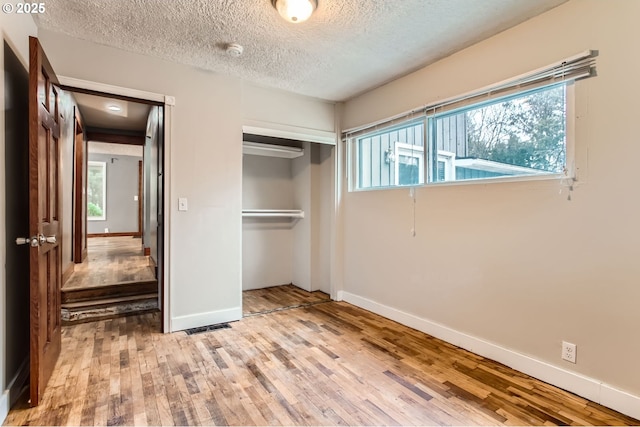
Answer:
top-left (60, 89), bottom-right (165, 325)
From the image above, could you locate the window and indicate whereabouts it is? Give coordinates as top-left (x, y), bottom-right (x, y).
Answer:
top-left (87, 161), bottom-right (106, 220)
top-left (353, 119), bottom-right (425, 190)
top-left (436, 150), bottom-right (455, 182)
top-left (394, 143), bottom-right (424, 186)
top-left (429, 85), bottom-right (566, 183)
top-left (350, 84), bottom-right (569, 190)
top-left (346, 51), bottom-right (595, 192)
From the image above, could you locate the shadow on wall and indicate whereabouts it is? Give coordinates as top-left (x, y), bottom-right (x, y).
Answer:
top-left (4, 41), bottom-right (31, 404)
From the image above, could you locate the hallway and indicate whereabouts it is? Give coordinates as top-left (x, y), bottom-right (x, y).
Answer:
top-left (63, 237), bottom-right (155, 290)
top-left (61, 237), bottom-right (159, 324)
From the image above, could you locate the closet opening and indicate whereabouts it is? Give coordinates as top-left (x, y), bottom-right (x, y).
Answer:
top-left (241, 133), bottom-right (335, 317)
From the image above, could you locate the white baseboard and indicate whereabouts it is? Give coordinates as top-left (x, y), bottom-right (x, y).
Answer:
top-left (340, 291), bottom-right (640, 421)
top-left (171, 307), bottom-right (241, 332)
top-left (0, 390), bottom-right (9, 426)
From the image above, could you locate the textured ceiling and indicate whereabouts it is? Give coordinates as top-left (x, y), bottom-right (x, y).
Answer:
top-left (37, 0), bottom-right (567, 102)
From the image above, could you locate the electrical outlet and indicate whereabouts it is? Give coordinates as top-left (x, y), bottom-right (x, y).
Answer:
top-left (104, 228), bottom-right (109, 233)
top-left (562, 341), bottom-right (576, 363)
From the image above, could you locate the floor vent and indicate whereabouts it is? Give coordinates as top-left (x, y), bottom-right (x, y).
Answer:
top-left (185, 323), bottom-right (231, 335)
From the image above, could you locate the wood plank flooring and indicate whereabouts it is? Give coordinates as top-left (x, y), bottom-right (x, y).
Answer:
top-left (63, 237), bottom-right (155, 290)
top-left (5, 295), bottom-right (638, 425)
top-left (243, 284), bottom-right (330, 316)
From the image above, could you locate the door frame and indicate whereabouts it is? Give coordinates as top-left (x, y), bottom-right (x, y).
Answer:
top-left (72, 110), bottom-right (87, 263)
top-left (60, 75), bottom-right (174, 333)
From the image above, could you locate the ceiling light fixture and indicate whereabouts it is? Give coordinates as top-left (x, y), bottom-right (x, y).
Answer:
top-left (107, 105), bottom-right (122, 112)
top-left (271, 0), bottom-right (317, 24)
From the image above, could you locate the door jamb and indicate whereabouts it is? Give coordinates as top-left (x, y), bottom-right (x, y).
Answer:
top-left (72, 110), bottom-right (87, 264)
top-left (59, 75), bottom-right (173, 333)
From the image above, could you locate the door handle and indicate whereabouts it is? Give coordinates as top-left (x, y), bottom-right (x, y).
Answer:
top-left (15, 235), bottom-right (56, 247)
top-left (38, 234), bottom-right (57, 245)
top-left (16, 236), bottom-right (39, 247)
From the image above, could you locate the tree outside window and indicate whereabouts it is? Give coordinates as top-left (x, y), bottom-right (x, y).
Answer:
top-left (88, 161), bottom-right (106, 220)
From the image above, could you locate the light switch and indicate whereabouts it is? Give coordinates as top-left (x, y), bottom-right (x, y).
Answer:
top-left (178, 197), bottom-right (188, 211)
top-left (134, 195), bottom-right (138, 201)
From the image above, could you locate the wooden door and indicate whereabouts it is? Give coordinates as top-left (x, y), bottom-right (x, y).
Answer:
top-left (28, 36), bottom-right (62, 406)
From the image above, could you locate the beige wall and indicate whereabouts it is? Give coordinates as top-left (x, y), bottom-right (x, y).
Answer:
top-left (340, 0), bottom-right (640, 405)
top-left (38, 29), bottom-right (336, 331)
top-left (310, 143), bottom-right (334, 294)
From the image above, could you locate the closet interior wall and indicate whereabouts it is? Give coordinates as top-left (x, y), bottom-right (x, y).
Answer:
top-left (242, 141), bottom-right (333, 293)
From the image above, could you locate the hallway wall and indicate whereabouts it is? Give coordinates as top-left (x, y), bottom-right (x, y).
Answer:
top-left (87, 153), bottom-right (141, 234)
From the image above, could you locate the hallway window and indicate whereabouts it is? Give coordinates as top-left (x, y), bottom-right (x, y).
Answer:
top-left (88, 161), bottom-right (106, 220)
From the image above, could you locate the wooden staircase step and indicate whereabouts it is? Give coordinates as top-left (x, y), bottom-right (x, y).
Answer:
top-left (62, 279), bottom-right (157, 303)
top-left (61, 293), bottom-right (159, 325)
top-left (61, 293), bottom-right (158, 310)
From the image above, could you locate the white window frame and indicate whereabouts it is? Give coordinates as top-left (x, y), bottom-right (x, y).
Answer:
top-left (394, 142), bottom-right (424, 186)
top-left (426, 83), bottom-right (573, 185)
top-left (347, 82), bottom-right (575, 192)
top-left (436, 150), bottom-right (456, 182)
top-left (87, 161), bottom-right (107, 221)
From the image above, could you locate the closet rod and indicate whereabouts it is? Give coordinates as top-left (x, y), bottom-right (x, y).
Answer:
top-left (242, 209), bottom-right (305, 219)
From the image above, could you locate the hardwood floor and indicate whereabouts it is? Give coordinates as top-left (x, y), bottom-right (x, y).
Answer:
top-left (63, 237), bottom-right (155, 290)
top-left (243, 284), bottom-right (331, 316)
top-left (5, 295), bottom-right (638, 425)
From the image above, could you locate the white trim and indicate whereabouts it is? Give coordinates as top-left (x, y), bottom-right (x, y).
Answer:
top-left (340, 291), bottom-right (640, 421)
top-left (6, 358), bottom-right (28, 407)
top-left (163, 104), bottom-right (173, 333)
top-left (58, 76), bottom-right (165, 103)
top-left (436, 150), bottom-right (456, 181)
top-left (601, 385), bottom-right (640, 420)
top-left (58, 76), bottom-right (173, 334)
top-left (243, 120), bottom-right (336, 145)
top-left (393, 143), bottom-right (424, 186)
top-left (171, 307), bottom-right (242, 332)
top-left (0, 391), bottom-right (8, 425)
top-left (455, 158), bottom-right (548, 175)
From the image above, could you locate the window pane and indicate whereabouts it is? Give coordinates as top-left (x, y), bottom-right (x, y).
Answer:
top-left (88, 161), bottom-right (106, 220)
top-left (430, 85), bottom-right (566, 182)
top-left (355, 120), bottom-right (424, 190)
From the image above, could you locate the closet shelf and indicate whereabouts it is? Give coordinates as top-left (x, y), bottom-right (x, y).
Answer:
top-left (242, 209), bottom-right (305, 219)
top-left (242, 141), bottom-right (304, 159)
